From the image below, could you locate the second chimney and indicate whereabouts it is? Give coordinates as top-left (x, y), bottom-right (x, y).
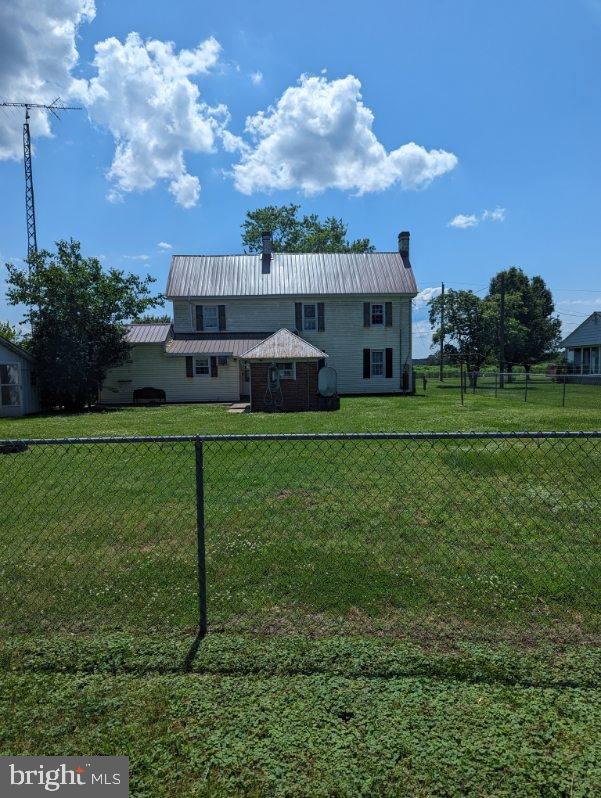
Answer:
top-left (261, 230), bottom-right (272, 274)
top-left (398, 231), bottom-right (411, 268)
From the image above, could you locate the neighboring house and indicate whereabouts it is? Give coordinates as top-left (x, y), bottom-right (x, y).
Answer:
top-left (0, 334), bottom-right (40, 418)
top-left (100, 230), bottom-right (418, 407)
top-left (561, 312), bottom-right (601, 374)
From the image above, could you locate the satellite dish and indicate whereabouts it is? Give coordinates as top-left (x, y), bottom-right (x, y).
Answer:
top-left (318, 366), bottom-right (337, 397)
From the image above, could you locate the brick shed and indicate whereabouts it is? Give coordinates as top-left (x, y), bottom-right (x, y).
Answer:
top-left (242, 328), bottom-right (329, 413)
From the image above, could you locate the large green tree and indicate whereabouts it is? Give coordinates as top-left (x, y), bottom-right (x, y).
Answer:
top-left (6, 240), bottom-right (162, 410)
top-left (487, 267), bottom-right (561, 372)
top-left (0, 320), bottom-right (20, 343)
top-left (242, 204), bottom-right (374, 253)
top-left (428, 290), bottom-right (496, 380)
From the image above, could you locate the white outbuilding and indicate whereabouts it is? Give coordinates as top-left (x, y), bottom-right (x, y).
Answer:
top-left (0, 334), bottom-right (40, 418)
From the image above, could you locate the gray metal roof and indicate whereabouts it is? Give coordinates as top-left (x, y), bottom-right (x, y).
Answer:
top-left (126, 324), bottom-right (172, 344)
top-left (561, 312), bottom-right (601, 348)
top-left (166, 334), bottom-right (268, 356)
top-left (166, 252), bottom-right (418, 298)
top-left (0, 334), bottom-right (35, 362)
top-left (241, 328), bottom-right (327, 360)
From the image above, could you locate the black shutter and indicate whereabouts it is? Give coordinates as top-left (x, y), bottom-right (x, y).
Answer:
top-left (363, 302), bottom-right (371, 327)
top-left (185, 356), bottom-right (193, 377)
top-left (363, 348), bottom-right (371, 379)
top-left (195, 305), bottom-right (204, 331)
top-left (385, 347), bottom-right (393, 378)
top-left (210, 356), bottom-right (218, 378)
top-left (218, 305), bottom-right (226, 331)
top-left (385, 302), bottom-right (393, 327)
top-left (295, 302), bottom-right (303, 331)
top-left (317, 302), bottom-right (325, 331)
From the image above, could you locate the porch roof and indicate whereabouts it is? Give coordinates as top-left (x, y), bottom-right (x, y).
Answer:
top-left (166, 333), bottom-right (269, 356)
top-left (241, 328), bottom-right (328, 361)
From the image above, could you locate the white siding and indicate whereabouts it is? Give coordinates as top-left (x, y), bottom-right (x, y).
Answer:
top-left (172, 295), bottom-right (413, 394)
top-left (100, 344), bottom-right (240, 404)
top-left (0, 342), bottom-right (40, 417)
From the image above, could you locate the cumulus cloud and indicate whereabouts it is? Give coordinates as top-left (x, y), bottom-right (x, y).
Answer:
top-left (250, 71), bottom-right (263, 86)
top-left (158, 241), bottom-right (172, 250)
top-left (448, 207), bottom-right (506, 229)
top-left (232, 74), bottom-right (457, 195)
top-left (412, 320), bottom-right (434, 359)
top-left (413, 286), bottom-right (443, 309)
top-left (0, 0), bottom-right (96, 159)
top-left (74, 33), bottom-right (229, 207)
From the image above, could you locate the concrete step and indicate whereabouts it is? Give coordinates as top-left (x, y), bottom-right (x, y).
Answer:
top-left (228, 403), bottom-right (250, 414)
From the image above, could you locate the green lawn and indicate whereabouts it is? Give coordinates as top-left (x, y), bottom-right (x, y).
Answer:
top-left (1, 388), bottom-right (600, 795)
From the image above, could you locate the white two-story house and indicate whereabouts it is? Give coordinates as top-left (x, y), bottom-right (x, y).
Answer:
top-left (100, 230), bottom-right (418, 409)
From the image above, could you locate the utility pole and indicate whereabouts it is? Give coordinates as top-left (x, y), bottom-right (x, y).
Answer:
top-left (439, 282), bottom-right (445, 382)
top-left (0, 99), bottom-right (81, 260)
top-left (498, 272), bottom-right (506, 389)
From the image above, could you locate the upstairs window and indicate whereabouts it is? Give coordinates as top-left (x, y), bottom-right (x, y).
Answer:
top-left (203, 306), bottom-right (218, 331)
top-left (302, 304), bottom-right (317, 331)
top-left (370, 303), bottom-right (384, 326)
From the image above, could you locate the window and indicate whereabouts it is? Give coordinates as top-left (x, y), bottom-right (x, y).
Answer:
top-left (302, 304), bottom-right (317, 331)
top-left (202, 306), bottom-right (218, 331)
top-left (195, 357), bottom-right (210, 376)
top-left (0, 364), bottom-right (21, 407)
top-left (371, 350), bottom-right (384, 377)
top-left (370, 303), bottom-right (384, 326)
top-left (277, 362), bottom-right (296, 379)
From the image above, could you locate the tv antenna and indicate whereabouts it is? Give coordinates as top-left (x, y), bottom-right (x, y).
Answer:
top-left (0, 98), bottom-right (81, 259)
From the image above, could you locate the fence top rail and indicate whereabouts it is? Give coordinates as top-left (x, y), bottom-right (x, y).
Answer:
top-left (1, 430), bottom-right (601, 446)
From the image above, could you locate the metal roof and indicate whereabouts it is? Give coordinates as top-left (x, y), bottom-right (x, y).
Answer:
top-left (241, 328), bottom-right (327, 360)
top-left (125, 324), bottom-right (172, 344)
top-left (561, 312), bottom-right (601, 348)
top-left (0, 334), bottom-right (35, 362)
top-left (166, 252), bottom-right (418, 298)
top-left (166, 334), bottom-right (268, 356)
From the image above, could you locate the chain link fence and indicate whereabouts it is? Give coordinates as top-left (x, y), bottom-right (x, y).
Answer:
top-left (1, 432), bottom-right (600, 642)
top-left (416, 368), bottom-right (601, 408)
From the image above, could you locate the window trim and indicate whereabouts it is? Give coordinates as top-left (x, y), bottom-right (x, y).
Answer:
top-left (370, 350), bottom-right (385, 378)
top-left (370, 303), bottom-right (384, 326)
top-left (302, 303), bottom-right (317, 331)
top-left (276, 362), bottom-right (296, 380)
top-left (194, 356), bottom-right (210, 377)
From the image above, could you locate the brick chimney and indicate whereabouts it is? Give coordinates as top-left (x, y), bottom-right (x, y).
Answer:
top-left (398, 231), bottom-right (411, 268)
top-left (261, 230), bottom-right (272, 274)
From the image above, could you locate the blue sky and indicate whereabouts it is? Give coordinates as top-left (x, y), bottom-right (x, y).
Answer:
top-left (1, 0), bottom-right (601, 356)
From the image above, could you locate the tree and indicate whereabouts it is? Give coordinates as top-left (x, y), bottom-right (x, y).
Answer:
top-left (133, 313), bottom-right (172, 324)
top-left (0, 320), bottom-right (20, 343)
top-left (6, 240), bottom-right (162, 410)
top-left (487, 267), bottom-right (561, 372)
top-left (241, 204), bottom-right (374, 253)
top-left (428, 290), bottom-right (496, 382)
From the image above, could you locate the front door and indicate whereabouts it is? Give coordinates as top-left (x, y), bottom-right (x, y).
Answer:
top-left (239, 360), bottom-right (250, 401)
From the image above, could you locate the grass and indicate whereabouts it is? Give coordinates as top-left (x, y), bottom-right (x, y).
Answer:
top-left (1, 387), bottom-right (600, 795)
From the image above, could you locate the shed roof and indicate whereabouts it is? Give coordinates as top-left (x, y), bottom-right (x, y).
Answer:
top-left (0, 334), bottom-right (35, 363)
top-left (241, 328), bottom-right (327, 360)
top-left (166, 252), bottom-right (417, 298)
top-left (166, 334), bottom-right (269, 356)
top-left (561, 312), bottom-right (601, 348)
top-left (125, 324), bottom-right (172, 344)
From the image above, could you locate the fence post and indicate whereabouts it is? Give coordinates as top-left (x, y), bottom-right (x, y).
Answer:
top-left (495, 371), bottom-right (498, 399)
top-left (524, 372), bottom-right (529, 403)
top-left (460, 364), bottom-right (464, 405)
top-left (195, 439), bottom-right (208, 637)
top-left (562, 374), bottom-right (567, 408)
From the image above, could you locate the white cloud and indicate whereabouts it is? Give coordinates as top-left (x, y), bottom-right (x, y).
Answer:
top-left (250, 71), bottom-right (263, 86)
top-left (412, 320), bottom-right (434, 359)
top-left (448, 213), bottom-right (479, 229)
top-left (232, 74), bottom-right (457, 195)
top-left (448, 207), bottom-right (506, 229)
top-left (123, 254), bottom-right (150, 261)
top-left (413, 286), bottom-right (443, 309)
top-left (74, 33), bottom-right (230, 207)
top-left (158, 241), bottom-right (172, 250)
top-left (0, 0), bottom-right (96, 160)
